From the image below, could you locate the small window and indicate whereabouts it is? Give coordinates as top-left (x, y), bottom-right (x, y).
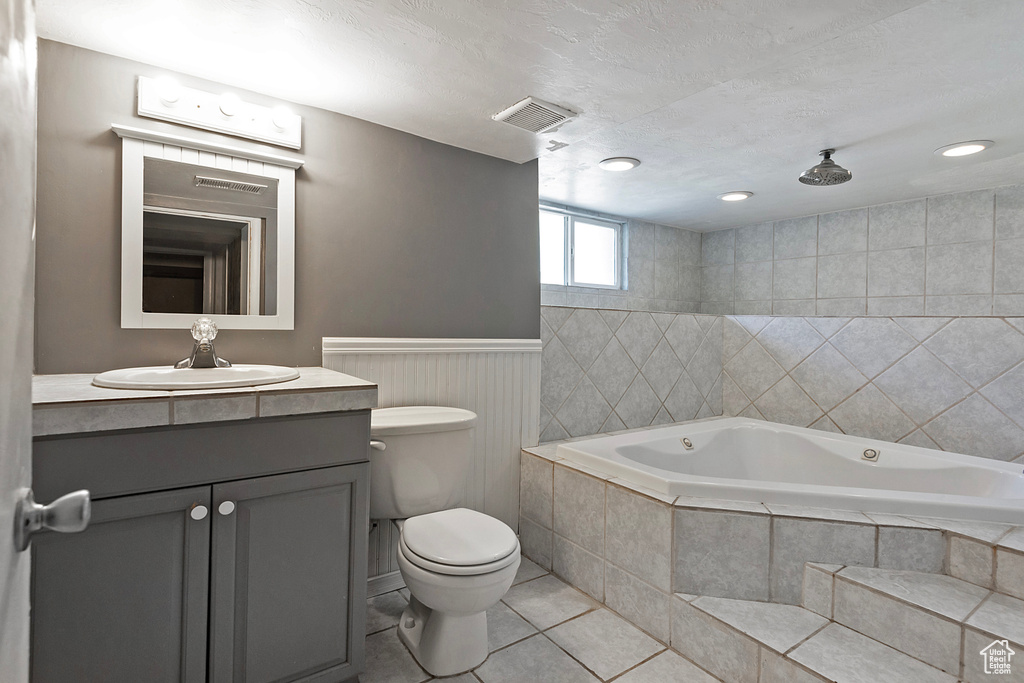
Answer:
top-left (539, 209), bottom-right (622, 288)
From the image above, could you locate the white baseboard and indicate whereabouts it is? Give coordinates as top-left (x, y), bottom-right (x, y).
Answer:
top-left (368, 570), bottom-right (406, 598)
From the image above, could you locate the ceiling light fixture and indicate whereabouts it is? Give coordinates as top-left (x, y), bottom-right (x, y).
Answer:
top-left (599, 157), bottom-right (640, 172)
top-left (718, 191), bottom-right (753, 202)
top-left (934, 140), bottom-right (993, 157)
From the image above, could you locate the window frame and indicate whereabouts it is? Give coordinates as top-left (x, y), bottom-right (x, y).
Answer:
top-left (539, 208), bottom-right (623, 290)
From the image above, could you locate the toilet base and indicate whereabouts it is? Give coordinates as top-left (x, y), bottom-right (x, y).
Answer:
top-left (397, 596), bottom-right (488, 677)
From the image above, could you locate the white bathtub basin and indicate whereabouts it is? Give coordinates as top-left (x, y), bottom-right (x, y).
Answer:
top-left (556, 417), bottom-right (1024, 524)
top-left (92, 364), bottom-right (300, 390)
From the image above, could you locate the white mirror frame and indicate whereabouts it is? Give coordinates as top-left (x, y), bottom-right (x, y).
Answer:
top-left (113, 124), bottom-right (302, 329)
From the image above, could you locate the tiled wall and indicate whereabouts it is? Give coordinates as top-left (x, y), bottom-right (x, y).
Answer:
top-left (701, 185), bottom-right (1024, 316)
top-left (540, 306), bottom-right (723, 442)
top-left (722, 315), bottom-right (1024, 463)
top-left (541, 217), bottom-right (702, 313)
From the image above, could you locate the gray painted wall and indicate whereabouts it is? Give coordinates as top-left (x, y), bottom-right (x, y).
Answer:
top-left (35, 40), bottom-right (539, 374)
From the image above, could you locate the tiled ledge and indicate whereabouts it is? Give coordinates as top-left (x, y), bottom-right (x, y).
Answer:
top-left (519, 445), bottom-right (1024, 646)
top-left (32, 367), bottom-right (377, 436)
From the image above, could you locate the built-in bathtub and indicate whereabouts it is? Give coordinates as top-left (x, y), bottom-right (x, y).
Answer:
top-left (556, 417), bottom-right (1024, 525)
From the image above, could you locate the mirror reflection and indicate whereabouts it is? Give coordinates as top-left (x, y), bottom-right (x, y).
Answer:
top-left (142, 158), bottom-right (278, 316)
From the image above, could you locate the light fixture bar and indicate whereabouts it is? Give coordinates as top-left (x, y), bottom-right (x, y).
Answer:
top-left (136, 76), bottom-right (302, 150)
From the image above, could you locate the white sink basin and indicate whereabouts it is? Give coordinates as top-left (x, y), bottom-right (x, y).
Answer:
top-left (93, 364), bottom-right (300, 390)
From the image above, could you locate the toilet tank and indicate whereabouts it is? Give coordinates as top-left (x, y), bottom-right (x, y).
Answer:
top-left (368, 406), bottom-right (477, 520)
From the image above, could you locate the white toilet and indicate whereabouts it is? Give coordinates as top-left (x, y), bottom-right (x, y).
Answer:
top-left (369, 406), bottom-right (521, 677)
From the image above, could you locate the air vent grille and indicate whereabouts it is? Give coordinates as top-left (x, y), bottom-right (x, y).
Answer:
top-left (194, 175), bottom-right (267, 194)
top-left (492, 97), bottom-right (577, 134)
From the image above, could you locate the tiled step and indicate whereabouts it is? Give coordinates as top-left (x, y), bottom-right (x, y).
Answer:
top-left (670, 593), bottom-right (956, 683)
top-left (908, 515), bottom-right (1024, 597)
top-left (996, 527), bottom-right (1024, 600)
top-left (802, 562), bottom-right (1024, 682)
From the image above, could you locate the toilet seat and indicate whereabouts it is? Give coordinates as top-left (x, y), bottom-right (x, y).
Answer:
top-left (400, 508), bottom-right (519, 576)
top-left (399, 536), bottom-right (519, 576)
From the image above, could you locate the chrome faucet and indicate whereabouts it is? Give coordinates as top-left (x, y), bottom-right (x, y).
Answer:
top-left (175, 317), bottom-right (232, 369)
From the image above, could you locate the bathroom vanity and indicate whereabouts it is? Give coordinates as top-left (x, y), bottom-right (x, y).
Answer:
top-left (29, 368), bottom-right (375, 683)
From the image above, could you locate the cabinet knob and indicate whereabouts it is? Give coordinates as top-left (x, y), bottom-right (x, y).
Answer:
top-left (190, 505), bottom-right (208, 521)
top-left (218, 501), bottom-right (236, 516)
top-left (14, 488), bottom-right (91, 552)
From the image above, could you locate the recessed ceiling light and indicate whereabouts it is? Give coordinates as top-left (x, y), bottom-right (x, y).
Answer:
top-left (934, 140), bottom-right (993, 157)
top-left (718, 191), bottom-right (753, 202)
top-left (599, 157), bottom-right (640, 172)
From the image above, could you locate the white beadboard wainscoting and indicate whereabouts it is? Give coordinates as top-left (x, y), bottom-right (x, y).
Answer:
top-left (322, 337), bottom-right (542, 591)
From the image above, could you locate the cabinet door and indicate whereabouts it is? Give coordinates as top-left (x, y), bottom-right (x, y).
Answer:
top-left (209, 465), bottom-right (369, 683)
top-left (31, 486), bottom-right (211, 683)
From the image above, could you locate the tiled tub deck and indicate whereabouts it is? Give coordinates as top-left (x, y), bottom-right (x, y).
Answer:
top-left (520, 430), bottom-right (1024, 682)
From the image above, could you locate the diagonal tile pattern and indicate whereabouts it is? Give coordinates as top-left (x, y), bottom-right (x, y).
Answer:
top-left (543, 303), bottom-right (1024, 460)
top-left (364, 569), bottom-right (720, 683)
top-left (541, 306), bottom-right (723, 440)
top-left (723, 315), bottom-right (1024, 462)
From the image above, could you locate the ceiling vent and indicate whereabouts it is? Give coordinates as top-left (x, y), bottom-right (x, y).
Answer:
top-left (492, 97), bottom-right (577, 134)
top-left (194, 175), bottom-right (267, 194)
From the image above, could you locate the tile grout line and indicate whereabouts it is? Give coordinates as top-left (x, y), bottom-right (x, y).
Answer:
top-left (601, 647), bottom-right (670, 683)
top-left (991, 192), bottom-right (997, 316)
top-left (783, 620), bottom-right (831, 657)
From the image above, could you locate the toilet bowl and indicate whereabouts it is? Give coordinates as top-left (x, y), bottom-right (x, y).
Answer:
top-left (395, 508), bottom-right (520, 675)
top-left (369, 407), bottom-right (522, 676)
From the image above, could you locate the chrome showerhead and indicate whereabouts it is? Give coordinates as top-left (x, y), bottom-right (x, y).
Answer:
top-left (799, 149), bottom-right (852, 186)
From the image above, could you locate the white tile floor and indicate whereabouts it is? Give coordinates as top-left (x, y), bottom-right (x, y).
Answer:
top-left (361, 558), bottom-right (723, 683)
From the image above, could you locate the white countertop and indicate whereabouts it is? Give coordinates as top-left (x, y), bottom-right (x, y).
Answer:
top-left (32, 367), bottom-right (378, 436)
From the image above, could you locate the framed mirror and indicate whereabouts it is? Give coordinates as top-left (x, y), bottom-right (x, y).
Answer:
top-left (114, 124), bottom-right (302, 329)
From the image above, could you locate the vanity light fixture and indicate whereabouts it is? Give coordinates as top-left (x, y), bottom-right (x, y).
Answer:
top-left (718, 191), bottom-right (753, 202)
top-left (934, 140), bottom-right (993, 157)
top-left (136, 76), bottom-right (302, 149)
top-left (599, 157), bottom-right (641, 172)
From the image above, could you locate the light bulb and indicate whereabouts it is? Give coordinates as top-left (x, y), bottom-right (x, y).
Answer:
top-left (219, 93), bottom-right (241, 117)
top-left (155, 76), bottom-right (181, 105)
top-left (271, 106), bottom-right (292, 131)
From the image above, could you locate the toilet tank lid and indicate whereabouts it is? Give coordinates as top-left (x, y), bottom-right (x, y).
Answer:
top-left (370, 406), bottom-right (477, 436)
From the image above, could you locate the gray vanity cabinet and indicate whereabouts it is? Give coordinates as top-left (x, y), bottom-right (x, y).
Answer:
top-left (30, 411), bottom-right (370, 683)
top-left (208, 466), bottom-right (367, 683)
top-left (31, 486), bottom-right (213, 683)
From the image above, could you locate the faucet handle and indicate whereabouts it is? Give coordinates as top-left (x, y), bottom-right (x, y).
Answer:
top-left (191, 317), bottom-right (218, 343)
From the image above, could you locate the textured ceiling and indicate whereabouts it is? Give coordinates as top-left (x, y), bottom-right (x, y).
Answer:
top-left (37, 0), bottom-right (1024, 230)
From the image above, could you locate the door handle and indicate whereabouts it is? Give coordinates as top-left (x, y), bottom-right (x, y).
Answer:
top-left (14, 489), bottom-right (91, 552)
